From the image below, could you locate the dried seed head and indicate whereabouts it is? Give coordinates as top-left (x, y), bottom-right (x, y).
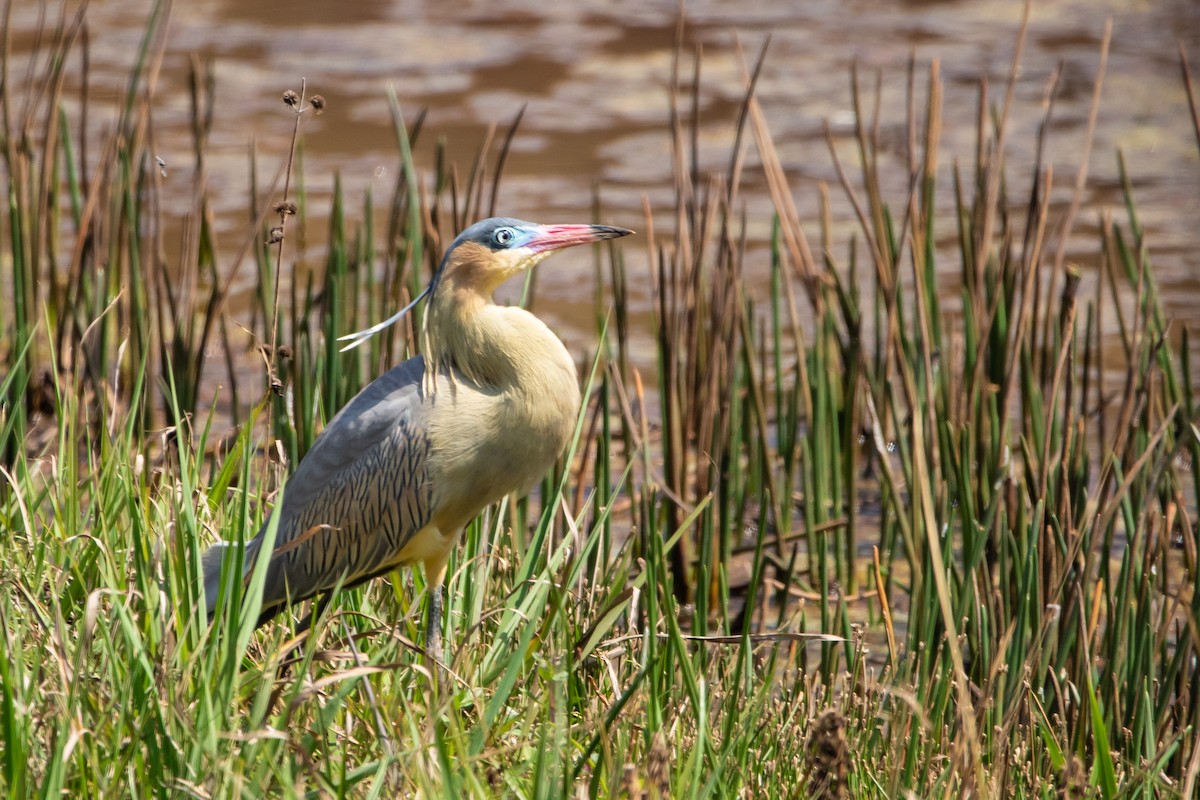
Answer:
top-left (274, 201), bottom-right (297, 216)
top-left (267, 226), bottom-right (284, 244)
top-left (309, 95), bottom-right (325, 114)
top-left (647, 730), bottom-right (670, 799)
top-left (806, 710), bottom-right (849, 800)
top-left (620, 763), bottom-right (640, 799)
top-left (259, 343), bottom-right (293, 360)
top-left (29, 369), bottom-right (56, 416)
top-left (283, 89), bottom-right (300, 107)
top-left (1057, 755), bottom-right (1086, 800)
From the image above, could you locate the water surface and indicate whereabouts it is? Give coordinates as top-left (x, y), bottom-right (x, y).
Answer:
top-left (8, 0), bottom-right (1199, 379)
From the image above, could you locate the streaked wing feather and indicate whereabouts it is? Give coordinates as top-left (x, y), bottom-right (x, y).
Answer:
top-left (259, 356), bottom-right (436, 608)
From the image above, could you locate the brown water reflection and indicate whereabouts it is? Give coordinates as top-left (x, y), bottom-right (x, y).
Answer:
top-left (7, 0), bottom-right (1200, 379)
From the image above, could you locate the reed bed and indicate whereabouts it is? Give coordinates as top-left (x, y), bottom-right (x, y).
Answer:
top-left (2, 2), bottom-right (1198, 797)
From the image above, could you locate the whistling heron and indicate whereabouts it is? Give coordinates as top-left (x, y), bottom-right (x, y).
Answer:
top-left (202, 217), bottom-right (632, 660)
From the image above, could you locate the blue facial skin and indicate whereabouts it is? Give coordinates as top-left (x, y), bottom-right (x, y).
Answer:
top-left (426, 218), bottom-right (538, 297)
top-left (453, 217), bottom-right (538, 252)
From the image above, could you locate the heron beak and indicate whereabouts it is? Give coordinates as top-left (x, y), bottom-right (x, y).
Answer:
top-left (526, 224), bottom-right (633, 253)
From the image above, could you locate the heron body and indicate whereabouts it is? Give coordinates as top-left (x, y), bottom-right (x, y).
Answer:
top-left (201, 217), bottom-right (632, 656)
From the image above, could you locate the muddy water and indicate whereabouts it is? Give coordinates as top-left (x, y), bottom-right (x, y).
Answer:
top-left (7, 0), bottom-right (1200, 378)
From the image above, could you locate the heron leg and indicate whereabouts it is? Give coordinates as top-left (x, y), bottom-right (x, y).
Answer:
top-left (426, 582), bottom-right (444, 666)
top-left (296, 593), bottom-right (333, 639)
top-left (423, 546), bottom-right (453, 670)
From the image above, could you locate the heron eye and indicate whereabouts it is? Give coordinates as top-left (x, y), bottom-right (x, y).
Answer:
top-left (492, 227), bottom-right (516, 247)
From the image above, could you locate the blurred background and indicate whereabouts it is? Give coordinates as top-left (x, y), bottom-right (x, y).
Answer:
top-left (6, 0), bottom-right (1199, 367)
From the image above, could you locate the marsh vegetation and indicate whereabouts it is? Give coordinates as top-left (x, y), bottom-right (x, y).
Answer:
top-left (2, 2), bottom-right (1199, 797)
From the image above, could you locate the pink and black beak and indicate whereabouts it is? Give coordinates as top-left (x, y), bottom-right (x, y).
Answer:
top-left (524, 223), bottom-right (633, 253)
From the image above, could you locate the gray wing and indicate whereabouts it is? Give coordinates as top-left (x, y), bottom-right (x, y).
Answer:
top-left (257, 355), bottom-right (437, 609)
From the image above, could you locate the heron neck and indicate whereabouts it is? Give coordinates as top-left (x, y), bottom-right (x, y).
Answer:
top-left (426, 287), bottom-right (575, 393)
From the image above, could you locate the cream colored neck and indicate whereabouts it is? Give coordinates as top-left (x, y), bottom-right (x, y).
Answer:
top-left (426, 285), bottom-right (575, 396)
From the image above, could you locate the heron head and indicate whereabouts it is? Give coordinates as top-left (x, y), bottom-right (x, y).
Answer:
top-left (339, 217), bottom-right (632, 351)
top-left (434, 217), bottom-right (633, 295)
